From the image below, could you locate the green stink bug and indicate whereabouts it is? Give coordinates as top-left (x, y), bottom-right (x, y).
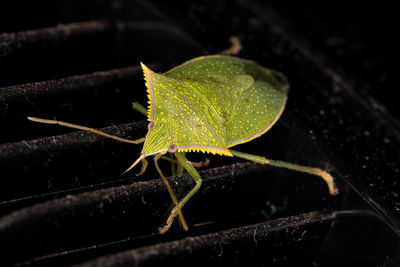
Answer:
top-left (28, 55), bottom-right (338, 234)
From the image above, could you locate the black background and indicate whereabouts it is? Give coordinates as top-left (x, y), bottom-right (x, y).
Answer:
top-left (0, 1), bottom-right (399, 266)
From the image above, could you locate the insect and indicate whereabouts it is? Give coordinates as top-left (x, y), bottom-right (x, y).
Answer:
top-left (28, 55), bottom-right (338, 234)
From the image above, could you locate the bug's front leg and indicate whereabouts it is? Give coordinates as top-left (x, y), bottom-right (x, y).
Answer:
top-left (159, 151), bottom-right (203, 234)
top-left (154, 153), bottom-right (188, 232)
top-left (176, 156), bottom-right (210, 175)
top-left (176, 152), bottom-right (185, 175)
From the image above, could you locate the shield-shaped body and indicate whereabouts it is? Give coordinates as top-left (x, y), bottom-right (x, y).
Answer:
top-left (141, 55), bottom-right (288, 157)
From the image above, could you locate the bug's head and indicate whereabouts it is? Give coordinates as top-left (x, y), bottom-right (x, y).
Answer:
top-left (141, 120), bottom-right (176, 157)
top-left (124, 62), bottom-right (179, 173)
top-left (123, 120), bottom-right (174, 173)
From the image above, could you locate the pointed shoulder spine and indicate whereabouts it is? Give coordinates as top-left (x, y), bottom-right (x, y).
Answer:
top-left (140, 62), bottom-right (155, 121)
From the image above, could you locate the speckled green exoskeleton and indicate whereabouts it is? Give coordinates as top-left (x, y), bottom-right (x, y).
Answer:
top-left (28, 55), bottom-right (338, 234)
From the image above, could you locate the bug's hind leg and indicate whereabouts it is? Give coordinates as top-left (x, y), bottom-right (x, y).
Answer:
top-left (159, 152), bottom-right (203, 234)
top-left (27, 117), bottom-right (145, 144)
top-left (154, 153), bottom-right (189, 233)
top-left (219, 36), bottom-right (242, 55)
top-left (229, 149), bottom-right (339, 195)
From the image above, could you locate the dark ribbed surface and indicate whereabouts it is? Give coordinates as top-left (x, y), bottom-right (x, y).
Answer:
top-left (1, 0), bottom-right (399, 266)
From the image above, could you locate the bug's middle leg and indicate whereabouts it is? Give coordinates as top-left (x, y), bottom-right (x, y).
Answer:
top-left (159, 151), bottom-right (203, 234)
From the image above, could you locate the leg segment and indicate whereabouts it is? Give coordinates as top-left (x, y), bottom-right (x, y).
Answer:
top-left (159, 152), bottom-right (203, 234)
top-left (175, 152), bottom-right (185, 175)
top-left (154, 153), bottom-right (188, 232)
top-left (27, 117), bottom-right (145, 144)
top-left (229, 149), bottom-right (338, 195)
top-left (132, 102), bottom-right (147, 117)
top-left (157, 155), bottom-right (209, 172)
top-left (175, 153), bottom-right (209, 176)
top-left (176, 159), bottom-right (184, 175)
top-left (219, 36), bottom-right (242, 55)
top-left (169, 154), bottom-right (177, 176)
top-left (191, 158), bottom-right (210, 168)
top-left (138, 158), bottom-right (149, 176)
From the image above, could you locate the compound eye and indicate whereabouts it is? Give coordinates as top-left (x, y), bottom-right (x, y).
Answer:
top-left (147, 121), bottom-right (155, 131)
top-left (168, 144), bottom-right (177, 153)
